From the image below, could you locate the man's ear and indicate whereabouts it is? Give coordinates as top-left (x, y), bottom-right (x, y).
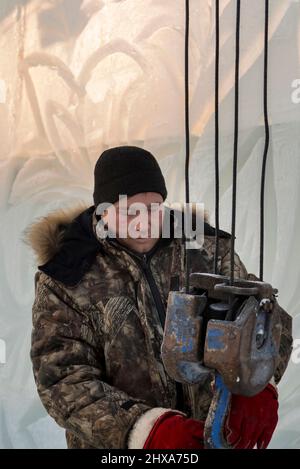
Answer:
top-left (96, 208), bottom-right (109, 221)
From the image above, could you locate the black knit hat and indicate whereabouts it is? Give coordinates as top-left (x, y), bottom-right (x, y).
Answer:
top-left (93, 146), bottom-right (168, 208)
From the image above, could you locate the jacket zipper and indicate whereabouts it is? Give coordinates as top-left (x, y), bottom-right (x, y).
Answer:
top-left (108, 239), bottom-right (166, 328)
top-left (136, 252), bottom-right (185, 411)
top-left (108, 238), bottom-right (185, 411)
top-left (139, 253), bottom-right (166, 329)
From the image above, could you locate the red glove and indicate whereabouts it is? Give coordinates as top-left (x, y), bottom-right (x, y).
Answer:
top-left (143, 411), bottom-right (205, 449)
top-left (225, 384), bottom-right (279, 449)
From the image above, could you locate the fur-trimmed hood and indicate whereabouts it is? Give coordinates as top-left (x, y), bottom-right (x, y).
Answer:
top-left (22, 202), bottom-right (103, 286)
top-left (22, 202), bottom-right (91, 266)
top-left (23, 204), bottom-right (215, 264)
top-left (22, 202), bottom-right (229, 287)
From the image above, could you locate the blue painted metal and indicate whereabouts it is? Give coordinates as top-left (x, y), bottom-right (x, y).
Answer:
top-left (211, 374), bottom-right (231, 448)
top-left (207, 328), bottom-right (225, 350)
top-left (208, 373), bottom-right (231, 449)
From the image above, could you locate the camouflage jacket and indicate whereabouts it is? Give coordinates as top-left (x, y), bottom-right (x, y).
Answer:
top-left (25, 203), bottom-right (293, 449)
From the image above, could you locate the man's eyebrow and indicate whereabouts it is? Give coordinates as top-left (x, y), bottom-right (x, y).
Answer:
top-left (146, 202), bottom-right (162, 208)
top-left (118, 202), bottom-right (162, 210)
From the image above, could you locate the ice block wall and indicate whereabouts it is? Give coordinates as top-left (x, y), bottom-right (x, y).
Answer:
top-left (0, 0), bottom-right (299, 448)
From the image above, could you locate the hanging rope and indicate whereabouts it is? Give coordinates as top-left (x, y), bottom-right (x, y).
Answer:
top-left (187, 0), bottom-right (268, 288)
top-left (230, 0), bottom-right (241, 286)
top-left (259, 0), bottom-right (270, 281)
top-left (184, 0), bottom-right (191, 294)
top-left (214, 0), bottom-right (220, 275)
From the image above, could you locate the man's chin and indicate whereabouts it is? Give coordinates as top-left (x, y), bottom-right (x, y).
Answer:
top-left (129, 237), bottom-right (158, 252)
top-left (115, 235), bottom-right (160, 253)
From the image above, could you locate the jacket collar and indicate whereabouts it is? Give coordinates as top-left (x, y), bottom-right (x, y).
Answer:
top-left (23, 203), bottom-right (230, 287)
top-left (91, 208), bottom-right (174, 264)
top-left (36, 205), bottom-right (101, 286)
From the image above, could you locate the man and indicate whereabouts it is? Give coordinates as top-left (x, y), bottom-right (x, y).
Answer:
top-left (25, 146), bottom-right (293, 449)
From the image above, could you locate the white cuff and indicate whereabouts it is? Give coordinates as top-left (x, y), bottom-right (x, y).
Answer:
top-left (127, 407), bottom-right (186, 449)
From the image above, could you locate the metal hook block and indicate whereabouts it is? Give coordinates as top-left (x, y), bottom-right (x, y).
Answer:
top-left (161, 291), bottom-right (212, 385)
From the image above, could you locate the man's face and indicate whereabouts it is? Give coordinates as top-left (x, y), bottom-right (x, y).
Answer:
top-left (101, 192), bottom-right (164, 253)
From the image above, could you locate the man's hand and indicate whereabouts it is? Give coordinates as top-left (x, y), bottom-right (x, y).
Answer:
top-left (143, 411), bottom-right (205, 449)
top-left (224, 384), bottom-right (279, 449)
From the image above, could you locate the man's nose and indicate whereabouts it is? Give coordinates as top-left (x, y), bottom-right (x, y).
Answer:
top-left (135, 214), bottom-right (151, 232)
